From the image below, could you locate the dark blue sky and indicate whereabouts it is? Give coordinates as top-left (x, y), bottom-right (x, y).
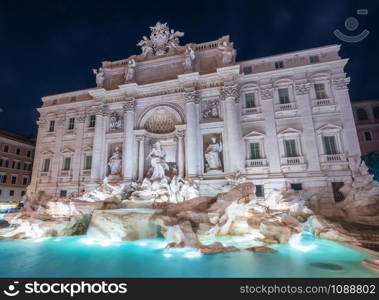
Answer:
top-left (0, 0), bottom-right (378, 137)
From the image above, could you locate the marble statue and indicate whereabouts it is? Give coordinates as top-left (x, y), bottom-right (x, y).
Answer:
top-left (202, 100), bottom-right (219, 119)
top-left (93, 68), bottom-right (105, 87)
top-left (108, 146), bottom-right (122, 175)
top-left (218, 40), bottom-right (234, 65)
top-left (148, 141), bottom-right (169, 180)
top-left (109, 112), bottom-right (122, 130)
top-left (183, 46), bottom-right (195, 72)
top-left (137, 22), bottom-right (184, 56)
top-left (205, 137), bottom-right (223, 171)
top-left (125, 59), bottom-right (136, 82)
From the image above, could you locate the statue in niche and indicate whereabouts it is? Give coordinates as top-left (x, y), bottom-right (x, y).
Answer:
top-left (205, 136), bottom-right (223, 171)
top-left (183, 46), bottom-right (195, 72)
top-left (202, 100), bottom-right (219, 119)
top-left (218, 40), bottom-right (234, 65)
top-left (148, 141), bottom-right (169, 180)
top-left (108, 146), bottom-right (122, 175)
top-left (124, 59), bottom-right (136, 82)
top-left (109, 112), bottom-right (122, 130)
top-left (93, 68), bottom-right (105, 87)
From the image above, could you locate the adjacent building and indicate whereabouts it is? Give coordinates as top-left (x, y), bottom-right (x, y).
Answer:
top-left (0, 130), bottom-right (35, 202)
top-left (29, 22), bottom-right (361, 203)
top-left (351, 100), bottom-right (379, 155)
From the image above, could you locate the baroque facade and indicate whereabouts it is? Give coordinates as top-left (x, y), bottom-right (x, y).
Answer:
top-left (30, 22), bottom-right (361, 201)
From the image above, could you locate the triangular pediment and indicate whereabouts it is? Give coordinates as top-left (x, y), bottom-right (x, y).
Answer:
top-left (41, 150), bottom-right (54, 155)
top-left (244, 130), bottom-right (265, 139)
top-left (316, 123), bottom-right (342, 133)
top-left (61, 147), bottom-right (75, 153)
top-left (83, 145), bottom-right (93, 152)
top-left (278, 128), bottom-right (302, 136)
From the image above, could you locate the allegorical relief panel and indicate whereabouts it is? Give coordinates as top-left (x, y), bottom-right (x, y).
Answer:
top-left (201, 99), bottom-right (220, 121)
top-left (203, 133), bottom-right (223, 173)
top-left (109, 112), bottom-right (123, 130)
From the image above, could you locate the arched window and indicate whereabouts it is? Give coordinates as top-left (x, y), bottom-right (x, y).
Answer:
top-left (356, 108), bottom-right (368, 121)
top-left (373, 107), bottom-right (379, 120)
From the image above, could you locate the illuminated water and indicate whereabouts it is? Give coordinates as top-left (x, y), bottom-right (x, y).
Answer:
top-left (0, 232), bottom-right (377, 277)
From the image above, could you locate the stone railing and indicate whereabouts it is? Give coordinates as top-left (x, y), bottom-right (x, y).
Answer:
top-left (39, 171), bottom-right (51, 177)
top-left (320, 153), bottom-right (346, 163)
top-left (81, 170), bottom-right (92, 176)
top-left (275, 102), bottom-right (296, 111)
top-left (60, 170), bottom-right (73, 177)
top-left (242, 107), bottom-right (261, 115)
top-left (246, 158), bottom-right (267, 167)
top-left (312, 98), bottom-right (333, 106)
top-left (281, 156), bottom-right (304, 165)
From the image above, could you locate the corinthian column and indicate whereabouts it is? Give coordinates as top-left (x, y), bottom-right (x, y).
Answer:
top-left (91, 106), bottom-right (107, 183)
top-left (184, 90), bottom-right (200, 177)
top-left (136, 135), bottom-right (145, 182)
top-left (221, 84), bottom-right (244, 172)
top-left (177, 130), bottom-right (185, 178)
top-left (123, 98), bottom-right (136, 181)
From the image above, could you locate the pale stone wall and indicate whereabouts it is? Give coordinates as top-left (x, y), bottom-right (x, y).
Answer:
top-left (31, 40), bottom-right (360, 203)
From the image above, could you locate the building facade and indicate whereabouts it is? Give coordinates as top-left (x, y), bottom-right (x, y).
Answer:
top-left (351, 100), bottom-right (379, 155)
top-left (0, 130), bottom-right (35, 202)
top-left (30, 23), bottom-right (361, 202)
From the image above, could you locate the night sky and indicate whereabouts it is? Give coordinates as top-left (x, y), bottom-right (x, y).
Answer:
top-left (0, 0), bottom-right (378, 138)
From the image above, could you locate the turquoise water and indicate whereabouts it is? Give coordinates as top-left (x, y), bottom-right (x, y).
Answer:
top-left (0, 233), bottom-right (378, 277)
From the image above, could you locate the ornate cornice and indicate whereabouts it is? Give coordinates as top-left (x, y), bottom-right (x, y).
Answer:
top-left (332, 78), bottom-right (349, 90)
top-left (221, 84), bottom-right (239, 101)
top-left (123, 98), bottom-right (136, 112)
top-left (294, 83), bottom-right (311, 95)
top-left (184, 90), bottom-right (200, 104)
top-left (259, 87), bottom-right (274, 100)
top-left (136, 135), bottom-right (145, 142)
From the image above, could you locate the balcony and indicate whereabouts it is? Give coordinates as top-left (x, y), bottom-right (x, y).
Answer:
top-left (280, 156), bottom-right (307, 172)
top-left (275, 102), bottom-right (296, 111)
top-left (245, 158), bottom-right (269, 173)
top-left (320, 153), bottom-right (348, 171)
top-left (60, 170), bottom-right (73, 177)
top-left (312, 98), bottom-right (337, 114)
top-left (242, 107), bottom-right (261, 115)
top-left (312, 98), bottom-right (333, 106)
top-left (320, 153), bottom-right (346, 163)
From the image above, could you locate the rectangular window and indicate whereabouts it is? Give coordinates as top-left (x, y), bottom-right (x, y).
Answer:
top-left (3, 145), bottom-right (8, 152)
top-left (12, 161), bottom-right (20, 169)
top-left (63, 157), bottom-right (71, 170)
top-left (284, 139), bottom-right (297, 157)
top-left (0, 158), bottom-right (8, 168)
top-left (21, 190), bottom-right (26, 197)
top-left (27, 150), bottom-right (32, 157)
top-left (256, 185), bottom-right (265, 198)
top-left (275, 61), bottom-right (284, 69)
top-left (85, 155), bottom-right (92, 170)
top-left (245, 93), bottom-right (256, 108)
top-left (89, 115), bottom-right (96, 128)
top-left (9, 190), bottom-right (14, 196)
top-left (68, 118), bottom-right (75, 130)
top-left (243, 66), bottom-right (253, 74)
top-left (249, 143), bottom-right (261, 159)
top-left (364, 131), bottom-right (372, 141)
top-left (22, 176), bottom-right (28, 185)
top-left (60, 190), bottom-right (67, 198)
top-left (0, 174), bottom-right (7, 183)
top-left (278, 88), bottom-right (290, 104)
top-left (314, 83), bottom-right (328, 99)
top-left (49, 120), bottom-right (55, 132)
top-left (323, 136), bottom-right (338, 155)
top-left (309, 55), bottom-right (320, 63)
top-left (42, 159), bottom-right (50, 172)
top-left (16, 148), bottom-right (20, 155)
top-left (0, 189), bottom-right (2, 196)
top-left (11, 175), bottom-right (17, 185)
top-left (291, 183), bottom-right (303, 190)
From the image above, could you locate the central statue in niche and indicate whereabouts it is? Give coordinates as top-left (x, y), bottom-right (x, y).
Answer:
top-left (148, 141), bottom-right (169, 180)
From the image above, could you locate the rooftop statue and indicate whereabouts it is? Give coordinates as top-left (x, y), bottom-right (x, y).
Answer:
top-left (137, 22), bottom-right (184, 57)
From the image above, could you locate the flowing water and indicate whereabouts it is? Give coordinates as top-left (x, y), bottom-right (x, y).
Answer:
top-left (0, 232), bottom-right (377, 277)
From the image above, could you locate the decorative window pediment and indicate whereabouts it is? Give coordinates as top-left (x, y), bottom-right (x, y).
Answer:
top-left (310, 72), bottom-right (330, 82)
top-left (316, 123), bottom-right (342, 134)
top-left (278, 128), bottom-right (302, 137)
top-left (41, 150), bottom-right (54, 155)
top-left (244, 130), bottom-right (265, 140)
top-left (274, 78), bottom-right (293, 87)
top-left (240, 82), bottom-right (259, 92)
top-left (61, 147), bottom-right (75, 153)
top-left (83, 145), bottom-right (93, 152)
